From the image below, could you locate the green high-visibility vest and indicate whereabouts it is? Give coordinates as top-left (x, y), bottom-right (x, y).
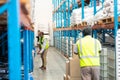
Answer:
top-left (39, 37), bottom-right (49, 49)
top-left (76, 36), bottom-right (101, 67)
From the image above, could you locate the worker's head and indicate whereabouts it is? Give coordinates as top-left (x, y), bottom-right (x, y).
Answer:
top-left (40, 32), bottom-right (44, 37)
top-left (38, 30), bottom-right (40, 32)
top-left (82, 27), bottom-right (92, 36)
top-left (38, 30), bottom-right (41, 36)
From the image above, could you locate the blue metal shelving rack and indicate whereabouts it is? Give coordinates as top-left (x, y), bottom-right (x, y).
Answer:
top-left (53, 0), bottom-right (101, 56)
top-left (23, 29), bottom-right (34, 80)
top-left (7, 0), bottom-right (21, 80)
top-left (53, 0), bottom-right (118, 54)
top-left (0, 0), bottom-right (34, 80)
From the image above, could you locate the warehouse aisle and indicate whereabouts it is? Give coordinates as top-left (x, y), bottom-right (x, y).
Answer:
top-left (33, 47), bottom-right (66, 80)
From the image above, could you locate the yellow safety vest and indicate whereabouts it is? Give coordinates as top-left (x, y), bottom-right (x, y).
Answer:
top-left (39, 37), bottom-right (42, 43)
top-left (39, 37), bottom-right (49, 49)
top-left (76, 36), bottom-right (101, 67)
top-left (44, 38), bottom-right (49, 49)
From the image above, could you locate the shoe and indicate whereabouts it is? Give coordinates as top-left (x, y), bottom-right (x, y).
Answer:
top-left (41, 67), bottom-right (46, 70)
top-left (39, 66), bottom-right (44, 69)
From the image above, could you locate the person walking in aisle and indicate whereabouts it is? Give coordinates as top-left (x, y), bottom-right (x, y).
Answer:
top-left (74, 27), bottom-right (102, 80)
top-left (38, 32), bottom-right (49, 70)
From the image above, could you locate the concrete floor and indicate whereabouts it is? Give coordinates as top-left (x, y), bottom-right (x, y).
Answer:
top-left (33, 47), bottom-right (67, 80)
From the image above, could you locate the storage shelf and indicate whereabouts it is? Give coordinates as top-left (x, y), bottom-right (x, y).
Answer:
top-left (53, 26), bottom-right (83, 31)
top-left (54, 22), bottom-right (116, 31)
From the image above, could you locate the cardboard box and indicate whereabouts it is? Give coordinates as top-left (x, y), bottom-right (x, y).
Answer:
top-left (64, 44), bottom-right (81, 79)
top-left (68, 75), bottom-right (81, 80)
top-left (64, 74), bottom-right (68, 80)
top-left (66, 61), bottom-right (70, 75)
top-left (69, 57), bottom-right (80, 77)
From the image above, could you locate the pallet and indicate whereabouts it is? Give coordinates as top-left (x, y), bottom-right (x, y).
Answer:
top-left (72, 24), bottom-right (81, 27)
top-left (96, 17), bottom-right (120, 24)
top-left (73, 24), bottom-right (78, 27)
top-left (101, 23), bottom-right (114, 29)
top-left (92, 22), bottom-right (114, 29)
top-left (80, 21), bottom-right (87, 26)
top-left (69, 24), bottom-right (87, 30)
top-left (72, 21), bottom-right (87, 27)
top-left (92, 24), bottom-right (102, 29)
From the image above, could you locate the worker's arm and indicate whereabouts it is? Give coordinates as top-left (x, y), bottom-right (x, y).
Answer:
top-left (74, 44), bottom-right (79, 55)
top-left (98, 40), bottom-right (102, 54)
top-left (39, 39), bottom-right (47, 54)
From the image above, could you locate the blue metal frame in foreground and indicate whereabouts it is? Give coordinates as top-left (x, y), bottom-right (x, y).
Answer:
top-left (0, 0), bottom-right (35, 79)
top-left (7, 0), bottom-right (21, 80)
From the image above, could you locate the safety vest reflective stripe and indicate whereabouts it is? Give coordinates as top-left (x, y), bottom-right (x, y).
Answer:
top-left (80, 56), bottom-right (99, 59)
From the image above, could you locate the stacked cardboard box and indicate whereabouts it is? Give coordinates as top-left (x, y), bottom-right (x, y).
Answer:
top-left (64, 44), bottom-right (81, 80)
top-left (68, 76), bottom-right (81, 80)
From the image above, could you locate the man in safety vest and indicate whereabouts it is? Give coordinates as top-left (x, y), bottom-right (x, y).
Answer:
top-left (38, 32), bottom-right (49, 70)
top-left (74, 27), bottom-right (102, 80)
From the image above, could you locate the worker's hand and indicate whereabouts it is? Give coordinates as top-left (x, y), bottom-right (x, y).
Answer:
top-left (39, 52), bottom-right (42, 55)
top-left (37, 51), bottom-right (42, 55)
top-left (39, 51), bottom-right (42, 55)
top-left (37, 51), bottom-right (40, 55)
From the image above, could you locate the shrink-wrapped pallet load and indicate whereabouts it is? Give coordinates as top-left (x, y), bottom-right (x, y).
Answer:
top-left (70, 0), bottom-right (120, 27)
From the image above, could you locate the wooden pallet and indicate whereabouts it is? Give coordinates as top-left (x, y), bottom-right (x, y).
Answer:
top-left (92, 22), bottom-right (114, 29)
top-left (72, 23), bottom-right (81, 27)
top-left (92, 24), bottom-right (102, 29)
top-left (97, 17), bottom-right (120, 24)
top-left (73, 24), bottom-right (78, 27)
top-left (71, 23), bottom-right (87, 30)
top-left (102, 23), bottom-right (114, 29)
top-left (80, 21), bottom-right (87, 26)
